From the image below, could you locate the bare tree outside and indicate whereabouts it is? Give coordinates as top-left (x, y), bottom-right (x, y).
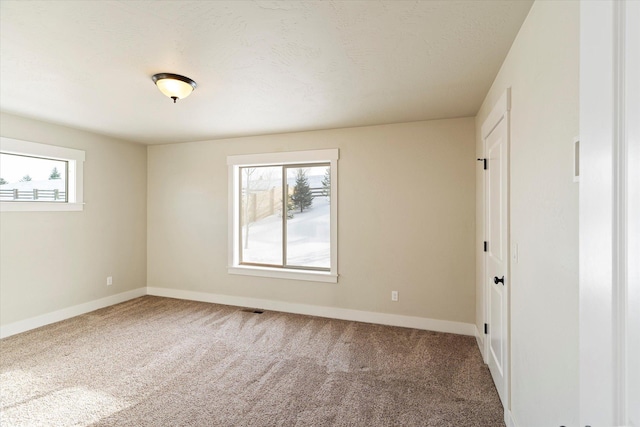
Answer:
top-left (241, 166), bottom-right (281, 253)
top-left (242, 167), bottom-right (257, 250)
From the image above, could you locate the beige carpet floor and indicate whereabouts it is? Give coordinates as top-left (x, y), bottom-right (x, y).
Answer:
top-left (0, 296), bottom-right (504, 426)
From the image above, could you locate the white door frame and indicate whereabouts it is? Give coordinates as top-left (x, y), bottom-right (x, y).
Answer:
top-left (580, 1), bottom-right (639, 425)
top-left (481, 88), bottom-right (511, 416)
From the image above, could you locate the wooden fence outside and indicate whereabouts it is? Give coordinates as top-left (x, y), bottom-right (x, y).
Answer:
top-left (0, 189), bottom-right (66, 202)
top-left (241, 186), bottom-right (327, 224)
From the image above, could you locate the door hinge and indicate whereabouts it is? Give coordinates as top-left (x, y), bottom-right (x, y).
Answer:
top-left (483, 241), bottom-right (488, 252)
top-left (477, 158), bottom-right (487, 170)
top-left (484, 323), bottom-right (488, 334)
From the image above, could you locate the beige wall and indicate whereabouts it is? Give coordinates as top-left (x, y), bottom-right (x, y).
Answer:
top-left (0, 113), bottom-right (147, 326)
top-left (475, 1), bottom-right (579, 425)
top-left (148, 118), bottom-right (476, 324)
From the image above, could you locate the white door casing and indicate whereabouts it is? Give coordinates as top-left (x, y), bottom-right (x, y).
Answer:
top-left (626, 2), bottom-right (640, 423)
top-left (482, 89), bottom-right (510, 409)
top-left (580, 1), bottom-right (640, 425)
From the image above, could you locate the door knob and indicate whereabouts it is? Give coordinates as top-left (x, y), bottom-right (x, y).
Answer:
top-left (494, 276), bottom-right (505, 285)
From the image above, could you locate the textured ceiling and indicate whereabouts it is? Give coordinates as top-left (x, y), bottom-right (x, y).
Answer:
top-left (0, 1), bottom-right (532, 145)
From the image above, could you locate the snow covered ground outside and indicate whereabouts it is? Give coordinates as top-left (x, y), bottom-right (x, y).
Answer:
top-left (0, 179), bottom-right (66, 201)
top-left (242, 196), bottom-right (330, 268)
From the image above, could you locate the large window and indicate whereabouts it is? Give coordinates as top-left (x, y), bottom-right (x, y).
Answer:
top-left (228, 149), bottom-right (338, 282)
top-left (0, 137), bottom-right (85, 212)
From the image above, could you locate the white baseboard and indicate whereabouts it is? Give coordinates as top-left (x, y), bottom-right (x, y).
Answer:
top-left (505, 409), bottom-right (517, 427)
top-left (1, 287), bottom-right (475, 339)
top-left (0, 287), bottom-right (146, 339)
top-left (146, 287), bottom-right (476, 336)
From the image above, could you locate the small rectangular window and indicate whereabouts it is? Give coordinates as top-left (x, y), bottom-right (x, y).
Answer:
top-left (0, 153), bottom-right (69, 202)
top-left (0, 137), bottom-right (85, 212)
top-left (228, 149), bottom-right (338, 282)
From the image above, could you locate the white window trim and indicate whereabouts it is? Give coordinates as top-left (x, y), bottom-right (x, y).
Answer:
top-left (227, 149), bottom-right (338, 283)
top-left (0, 137), bottom-right (85, 212)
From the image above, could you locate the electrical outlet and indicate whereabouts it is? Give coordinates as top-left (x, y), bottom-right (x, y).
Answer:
top-left (391, 291), bottom-right (398, 302)
top-left (107, 276), bottom-right (113, 286)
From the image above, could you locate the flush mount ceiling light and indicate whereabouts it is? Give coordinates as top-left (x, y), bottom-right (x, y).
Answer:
top-left (151, 73), bottom-right (197, 103)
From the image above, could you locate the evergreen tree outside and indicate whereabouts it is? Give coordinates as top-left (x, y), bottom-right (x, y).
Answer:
top-left (0, 178), bottom-right (7, 185)
top-left (19, 175), bottom-right (32, 182)
top-left (284, 195), bottom-right (295, 219)
top-left (290, 168), bottom-right (313, 212)
top-left (49, 167), bottom-right (61, 179)
top-left (321, 167), bottom-right (330, 200)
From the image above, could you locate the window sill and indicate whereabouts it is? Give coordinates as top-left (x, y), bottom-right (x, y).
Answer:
top-left (0, 202), bottom-right (84, 212)
top-left (228, 266), bottom-right (338, 283)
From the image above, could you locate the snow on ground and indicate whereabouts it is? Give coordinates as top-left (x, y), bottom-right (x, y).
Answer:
top-left (0, 179), bottom-right (66, 201)
top-left (242, 197), bottom-right (330, 268)
top-left (0, 180), bottom-right (65, 191)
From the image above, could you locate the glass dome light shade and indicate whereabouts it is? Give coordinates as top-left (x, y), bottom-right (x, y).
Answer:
top-left (152, 73), bottom-right (197, 102)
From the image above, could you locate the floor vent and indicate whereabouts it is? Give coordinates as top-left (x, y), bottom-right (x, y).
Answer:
top-left (241, 309), bottom-right (264, 314)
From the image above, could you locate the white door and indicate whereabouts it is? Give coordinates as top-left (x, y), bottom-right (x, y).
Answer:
top-left (483, 93), bottom-right (509, 407)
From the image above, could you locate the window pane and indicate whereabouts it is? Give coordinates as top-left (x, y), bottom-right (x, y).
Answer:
top-left (0, 153), bottom-right (67, 202)
top-left (240, 166), bottom-right (283, 266)
top-left (286, 165), bottom-right (330, 269)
